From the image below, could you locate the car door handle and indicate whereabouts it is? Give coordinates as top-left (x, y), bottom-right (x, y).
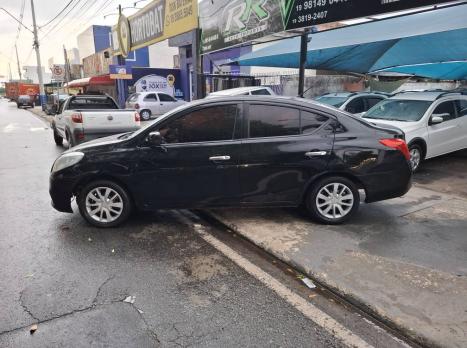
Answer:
top-left (305, 151), bottom-right (327, 157)
top-left (209, 156), bottom-right (231, 161)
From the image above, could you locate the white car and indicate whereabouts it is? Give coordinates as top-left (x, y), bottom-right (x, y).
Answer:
top-left (362, 91), bottom-right (467, 171)
top-left (315, 92), bottom-right (388, 114)
top-left (206, 86), bottom-right (276, 98)
top-left (126, 92), bottom-right (187, 121)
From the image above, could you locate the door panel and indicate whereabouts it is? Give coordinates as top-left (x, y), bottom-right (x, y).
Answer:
top-left (427, 100), bottom-right (462, 157)
top-left (239, 105), bottom-right (334, 205)
top-left (131, 103), bottom-right (242, 209)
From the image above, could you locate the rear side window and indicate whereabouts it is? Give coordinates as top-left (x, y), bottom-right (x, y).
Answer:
top-left (251, 88), bottom-right (271, 95)
top-left (248, 104), bottom-right (300, 138)
top-left (433, 101), bottom-right (456, 121)
top-left (301, 111), bottom-right (329, 134)
top-left (158, 104), bottom-right (239, 144)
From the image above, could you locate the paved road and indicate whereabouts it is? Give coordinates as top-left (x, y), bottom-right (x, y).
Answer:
top-left (0, 100), bottom-right (420, 348)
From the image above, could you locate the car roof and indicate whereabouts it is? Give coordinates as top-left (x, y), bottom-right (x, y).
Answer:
top-left (319, 92), bottom-right (389, 98)
top-left (208, 86), bottom-right (271, 96)
top-left (389, 90), bottom-right (467, 101)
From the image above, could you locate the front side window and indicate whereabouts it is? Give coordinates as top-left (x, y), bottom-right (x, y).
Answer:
top-left (127, 93), bottom-right (139, 102)
top-left (158, 93), bottom-right (177, 102)
top-left (433, 101), bottom-right (456, 121)
top-left (248, 104), bottom-right (300, 138)
top-left (158, 105), bottom-right (239, 144)
top-left (144, 94), bottom-right (157, 102)
top-left (456, 100), bottom-right (467, 118)
top-left (251, 88), bottom-right (271, 95)
top-left (364, 99), bottom-right (432, 122)
top-left (345, 97), bottom-right (365, 113)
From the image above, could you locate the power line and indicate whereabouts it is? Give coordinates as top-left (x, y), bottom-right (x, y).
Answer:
top-left (39, 0), bottom-right (76, 29)
top-left (39, 0), bottom-right (84, 41)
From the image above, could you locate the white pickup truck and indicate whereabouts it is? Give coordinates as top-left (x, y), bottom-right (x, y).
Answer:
top-left (52, 95), bottom-right (140, 148)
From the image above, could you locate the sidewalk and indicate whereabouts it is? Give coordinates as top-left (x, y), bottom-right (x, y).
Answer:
top-left (207, 186), bottom-right (467, 348)
top-left (29, 106), bottom-right (53, 124)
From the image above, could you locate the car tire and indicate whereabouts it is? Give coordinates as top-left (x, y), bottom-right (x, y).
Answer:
top-left (305, 176), bottom-right (360, 225)
top-left (53, 128), bottom-right (63, 146)
top-left (78, 180), bottom-right (132, 228)
top-left (66, 131), bottom-right (74, 148)
top-left (140, 109), bottom-right (151, 121)
top-left (408, 144), bottom-right (423, 172)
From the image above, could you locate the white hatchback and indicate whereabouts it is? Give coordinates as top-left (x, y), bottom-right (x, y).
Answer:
top-left (126, 92), bottom-right (187, 120)
top-left (362, 91), bottom-right (467, 171)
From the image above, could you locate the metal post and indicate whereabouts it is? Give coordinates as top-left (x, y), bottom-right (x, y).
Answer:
top-left (15, 45), bottom-right (22, 81)
top-left (298, 28), bottom-right (310, 98)
top-left (30, 0), bottom-right (45, 105)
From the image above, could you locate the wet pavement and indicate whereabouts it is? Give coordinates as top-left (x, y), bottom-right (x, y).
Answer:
top-left (0, 100), bottom-right (346, 347)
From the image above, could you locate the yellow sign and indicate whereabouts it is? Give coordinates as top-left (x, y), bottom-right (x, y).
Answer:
top-left (113, 0), bottom-right (197, 55)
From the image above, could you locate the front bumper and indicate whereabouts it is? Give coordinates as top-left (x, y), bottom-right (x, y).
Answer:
top-left (49, 173), bottom-right (75, 213)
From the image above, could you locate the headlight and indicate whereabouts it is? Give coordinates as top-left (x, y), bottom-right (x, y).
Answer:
top-left (51, 152), bottom-right (84, 173)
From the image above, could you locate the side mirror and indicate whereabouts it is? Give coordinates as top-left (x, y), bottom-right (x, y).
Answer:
top-left (148, 131), bottom-right (163, 146)
top-left (430, 114), bottom-right (447, 125)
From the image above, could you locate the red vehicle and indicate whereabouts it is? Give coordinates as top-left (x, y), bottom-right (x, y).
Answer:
top-left (5, 82), bottom-right (39, 102)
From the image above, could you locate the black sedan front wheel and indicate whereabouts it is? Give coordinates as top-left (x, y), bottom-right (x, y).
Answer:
top-left (78, 180), bottom-right (132, 228)
top-left (306, 176), bottom-right (359, 224)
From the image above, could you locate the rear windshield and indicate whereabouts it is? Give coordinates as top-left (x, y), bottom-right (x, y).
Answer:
top-left (68, 97), bottom-right (118, 110)
top-left (315, 96), bottom-right (347, 108)
top-left (364, 99), bottom-right (431, 122)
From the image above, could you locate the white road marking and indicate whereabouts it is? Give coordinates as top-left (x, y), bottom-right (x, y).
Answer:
top-left (192, 224), bottom-right (374, 348)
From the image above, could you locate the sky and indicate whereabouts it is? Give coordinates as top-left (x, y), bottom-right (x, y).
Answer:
top-left (0, 0), bottom-right (151, 80)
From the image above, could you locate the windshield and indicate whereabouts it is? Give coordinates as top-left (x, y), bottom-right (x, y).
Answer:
top-left (315, 96), bottom-right (347, 108)
top-left (364, 99), bottom-right (431, 122)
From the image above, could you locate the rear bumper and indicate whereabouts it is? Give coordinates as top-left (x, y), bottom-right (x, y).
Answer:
top-left (359, 163), bottom-right (412, 203)
top-left (73, 128), bottom-right (139, 145)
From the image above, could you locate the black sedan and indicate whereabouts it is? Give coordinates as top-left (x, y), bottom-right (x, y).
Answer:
top-left (50, 96), bottom-right (412, 227)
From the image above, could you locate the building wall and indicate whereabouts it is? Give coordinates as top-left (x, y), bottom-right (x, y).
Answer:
top-left (77, 27), bottom-right (95, 61)
top-left (93, 26), bottom-right (112, 52)
top-left (22, 66), bottom-right (52, 84)
top-left (148, 40), bottom-right (178, 68)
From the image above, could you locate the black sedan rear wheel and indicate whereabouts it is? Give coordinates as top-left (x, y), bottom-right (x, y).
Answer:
top-left (305, 176), bottom-right (359, 224)
top-left (78, 180), bottom-right (132, 228)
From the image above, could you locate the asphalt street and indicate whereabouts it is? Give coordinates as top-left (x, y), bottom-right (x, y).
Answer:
top-left (0, 100), bottom-right (348, 347)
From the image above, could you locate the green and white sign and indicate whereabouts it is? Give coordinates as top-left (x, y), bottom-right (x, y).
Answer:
top-left (200, 0), bottom-right (455, 53)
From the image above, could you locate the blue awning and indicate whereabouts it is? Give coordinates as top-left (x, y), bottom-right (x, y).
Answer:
top-left (230, 4), bottom-right (467, 80)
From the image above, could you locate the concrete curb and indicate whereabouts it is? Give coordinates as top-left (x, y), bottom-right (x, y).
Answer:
top-left (203, 209), bottom-right (444, 348)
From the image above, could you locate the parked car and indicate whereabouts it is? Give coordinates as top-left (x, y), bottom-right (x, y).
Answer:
top-left (45, 93), bottom-right (68, 115)
top-left (17, 95), bottom-right (35, 108)
top-left (362, 90), bottom-right (467, 171)
top-left (206, 86), bottom-right (276, 98)
top-left (52, 95), bottom-right (141, 148)
top-left (50, 96), bottom-right (412, 228)
top-left (315, 92), bottom-right (388, 114)
top-left (125, 92), bottom-right (186, 121)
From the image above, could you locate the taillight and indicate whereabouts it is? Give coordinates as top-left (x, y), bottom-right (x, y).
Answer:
top-left (379, 138), bottom-right (410, 160)
top-left (134, 103), bottom-right (140, 110)
top-left (71, 112), bottom-right (83, 123)
top-left (134, 112), bottom-right (140, 122)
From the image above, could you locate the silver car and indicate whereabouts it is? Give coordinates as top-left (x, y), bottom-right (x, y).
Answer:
top-left (126, 92), bottom-right (187, 121)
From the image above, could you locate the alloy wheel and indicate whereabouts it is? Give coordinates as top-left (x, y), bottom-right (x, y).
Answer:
top-left (85, 187), bottom-right (124, 223)
top-left (316, 183), bottom-right (354, 220)
top-left (410, 148), bottom-right (421, 171)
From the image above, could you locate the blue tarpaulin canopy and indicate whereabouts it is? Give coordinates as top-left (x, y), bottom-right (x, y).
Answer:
top-left (229, 4), bottom-right (467, 80)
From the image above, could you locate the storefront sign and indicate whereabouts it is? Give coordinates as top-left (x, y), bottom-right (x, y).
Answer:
top-left (200, 0), bottom-right (455, 53)
top-left (113, 0), bottom-right (198, 55)
top-left (109, 65), bottom-right (133, 79)
top-left (130, 68), bottom-right (184, 99)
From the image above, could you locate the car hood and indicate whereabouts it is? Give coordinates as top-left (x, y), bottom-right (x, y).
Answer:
top-left (362, 118), bottom-right (421, 133)
top-left (65, 133), bottom-right (128, 153)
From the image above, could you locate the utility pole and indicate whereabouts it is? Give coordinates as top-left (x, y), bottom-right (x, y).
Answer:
top-left (8, 63), bottom-right (13, 81)
top-left (30, 0), bottom-right (45, 105)
top-left (298, 28), bottom-right (311, 98)
top-left (15, 45), bottom-right (22, 81)
top-left (63, 45), bottom-right (70, 94)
